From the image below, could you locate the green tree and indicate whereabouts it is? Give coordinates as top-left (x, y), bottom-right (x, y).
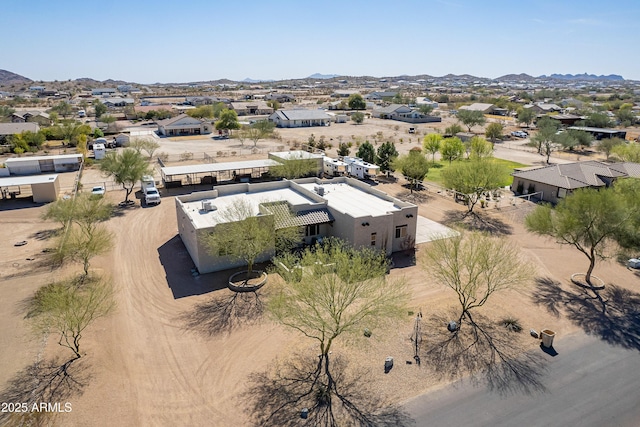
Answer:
top-left (485, 122), bottom-right (504, 146)
top-left (567, 129), bottom-right (593, 149)
top-left (442, 159), bottom-right (510, 213)
top-left (269, 239), bottom-right (408, 422)
top-left (93, 128), bottom-right (104, 138)
top-left (187, 105), bottom-right (215, 119)
top-left (597, 137), bottom-right (624, 160)
top-left (204, 198), bottom-right (286, 276)
top-left (28, 276), bottom-right (115, 359)
top-left (60, 122), bottom-right (92, 146)
top-left (215, 109), bottom-right (241, 136)
top-left (583, 112), bottom-right (613, 128)
top-left (376, 141), bottom-right (398, 175)
top-left (0, 105), bottom-right (15, 121)
top-left (265, 100), bottom-right (280, 111)
top-left (351, 111), bottom-right (365, 124)
top-left (356, 141), bottom-right (375, 163)
top-left (130, 138), bottom-right (160, 159)
top-left (51, 101), bottom-right (73, 119)
top-left (347, 93), bottom-right (366, 110)
top-left (531, 116), bottom-right (559, 162)
top-left (337, 142), bottom-right (350, 157)
top-left (457, 109), bottom-right (486, 132)
top-left (57, 226), bottom-right (113, 277)
top-left (469, 136), bottom-right (493, 159)
top-left (93, 100), bottom-right (107, 119)
top-left (248, 120), bottom-right (276, 146)
top-left (99, 148), bottom-right (151, 203)
top-left (615, 106), bottom-right (635, 127)
top-left (440, 137), bottom-right (465, 164)
top-left (422, 231), bottom-right (533, 327)
top-left (393, 151), bottom-right (430, 193)
top-left (418, 104), bottom-right (435, 116)
top-left (516, 108), bottom-right (536, 128)
top-left (100, 114), bottom-right (117, 133)
top-left (444, 123), bottom-right (463, 136)
top-left (611, 142), bottom-right (640, 163)
top-left (525, 187), bottom-right (634, 287)
top-left (422, 133), bottom-right (442, 162)
top-left (270, 153), bottom-right (319, 179)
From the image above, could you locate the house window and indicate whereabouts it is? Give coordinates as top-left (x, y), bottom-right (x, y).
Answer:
top-left (306, 224), bottom-right (319, 237)
top-left (371, 232), bottom-right (377, 246)
top-left (395, 225), bottom-right (407, 239)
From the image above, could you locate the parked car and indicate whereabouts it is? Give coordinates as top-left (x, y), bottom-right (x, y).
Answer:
top-left (91, 186), bottom-right (106, 197)
top-left (511, 131), bottom-right (528, 138)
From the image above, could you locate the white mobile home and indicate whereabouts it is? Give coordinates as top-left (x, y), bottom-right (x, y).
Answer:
top-left (343, 156), bottom-right (380, 180)
top-left (323, 157), bottom-right (347, 177)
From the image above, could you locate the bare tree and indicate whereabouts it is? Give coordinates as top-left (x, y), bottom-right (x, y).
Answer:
top-left (422, 231), bottom-right (533, 328)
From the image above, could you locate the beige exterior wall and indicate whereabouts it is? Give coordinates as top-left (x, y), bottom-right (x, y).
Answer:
top-left (511, 178), bottom-right (563, 204)
top-left (176, 177), bottom-right (418, 273)
top-left (31, 179), bottom-right (59, 203)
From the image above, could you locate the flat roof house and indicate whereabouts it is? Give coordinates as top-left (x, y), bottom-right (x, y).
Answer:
top-left (175, 177), bottom-right (418, 273)
top-left (268, 110), bottom-right (332, 128)
top-left (157, 114), bottom-right (213, 136)
top-left (4, 154), bottom-right (83, 175)
top-left (510, 161), bottom-right (640, 204)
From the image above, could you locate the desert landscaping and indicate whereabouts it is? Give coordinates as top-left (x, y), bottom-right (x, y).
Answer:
top-left (1, 117), bottom-right (639, 425)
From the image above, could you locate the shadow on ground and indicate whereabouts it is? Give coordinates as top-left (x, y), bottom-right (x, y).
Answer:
top-left (441, 210), bottom-right (513, 235)
top-left (396, 189), bottom-right (433, 205)
top-left (0, 357), bottom-right (90, 425)
top-left (157, 235), bottom-right (227, 299)
top-left (0, 197), bottom-right (45, 212)
top-left (533, 277), bottom-right (640, 351)
top-left (243, 352), bottom-right (414, 427)
top-left (179, 289), bottom-right (265, 337)
top-left (424, 310), bottom-right (546, 396)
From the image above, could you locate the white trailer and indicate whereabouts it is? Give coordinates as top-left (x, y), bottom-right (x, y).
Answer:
top-left (323, 157), bottom-right (348, 177)
top-left (93, 143), bottom-right (106, 160)
top-left (343, 156), bottom-right (380, 180)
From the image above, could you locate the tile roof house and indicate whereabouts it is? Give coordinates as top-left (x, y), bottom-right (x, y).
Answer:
top-left (268, 109), bottom-right (332, 128)
top-left (510, 161), bottom-right (640, 203)
top-left (156, 113), bottom-right (213, 136)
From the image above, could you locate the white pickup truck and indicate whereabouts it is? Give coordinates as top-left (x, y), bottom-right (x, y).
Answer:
top-left (141, 175), bottom-right (161, 205)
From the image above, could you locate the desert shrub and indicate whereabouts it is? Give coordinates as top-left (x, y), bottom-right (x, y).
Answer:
top-left (499, 317), bottom-right (522, 333)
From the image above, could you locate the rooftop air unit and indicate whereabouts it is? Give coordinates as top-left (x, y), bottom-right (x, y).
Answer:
top-left (315, 186), bottom-right (325, 196)
top-left (201, 201), bottom-right (217, 212)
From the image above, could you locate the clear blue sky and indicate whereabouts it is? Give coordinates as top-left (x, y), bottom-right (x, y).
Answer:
top-left (2, 0), bottom-right (639, 83)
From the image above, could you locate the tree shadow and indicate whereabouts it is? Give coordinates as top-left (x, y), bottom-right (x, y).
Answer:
top-left (441, 210), bottom-right (513, 235)
top-left (243, 352), bottom-right (414, 427)
top-left (424, 310), bottom-right (546, 396)
top-left (396, 189), bottom-right (433, 205)
top-left (532, 277), bottom-right (640, 351)
top-left (29, 228), bottom-right (60, 241)
top-left (178, 289), bottom-right (265, 337)
top-left (0, 356), bottom-right (90, 425)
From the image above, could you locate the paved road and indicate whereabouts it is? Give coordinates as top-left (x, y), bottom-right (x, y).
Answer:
top-left (405, 332), bottom-right (640, 427)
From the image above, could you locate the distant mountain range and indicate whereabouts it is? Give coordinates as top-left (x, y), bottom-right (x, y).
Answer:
top-left (542, 73), bottom-right (624, 81)
top-left (0, 69), bottom-right (630, 87)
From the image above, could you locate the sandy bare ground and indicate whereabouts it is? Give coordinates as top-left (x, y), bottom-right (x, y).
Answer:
top-left (1, 158), bottom-right (639, 426)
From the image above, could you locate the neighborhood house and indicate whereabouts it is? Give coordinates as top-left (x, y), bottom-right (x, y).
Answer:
top-left (175, 177), bottom-right (418, 273)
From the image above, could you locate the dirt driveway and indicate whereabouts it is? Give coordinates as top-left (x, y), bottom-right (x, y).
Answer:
top-left (1, 165), bottom-right (639, 426)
